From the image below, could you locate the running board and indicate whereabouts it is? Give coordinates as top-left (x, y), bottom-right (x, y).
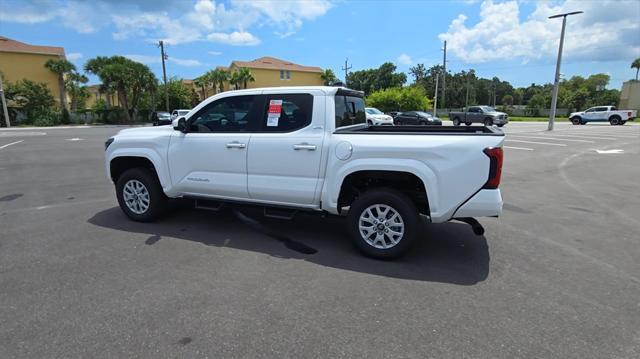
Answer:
top-left (264, 207), bottom-right (297, 220)
top-left (194, 199), bottom-right (223, 211)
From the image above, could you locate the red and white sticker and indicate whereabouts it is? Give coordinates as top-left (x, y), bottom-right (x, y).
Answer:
top-left (267, 99), bottom-right (283, 127)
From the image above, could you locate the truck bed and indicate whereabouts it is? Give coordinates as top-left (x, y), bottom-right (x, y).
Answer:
top-left (335, 124), bottom-right (504, 136)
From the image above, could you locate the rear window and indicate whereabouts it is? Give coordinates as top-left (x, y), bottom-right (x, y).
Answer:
top-left (258, 93), bottom-right (313, 132)
top-left (335, 95), bottom-right (365, 128)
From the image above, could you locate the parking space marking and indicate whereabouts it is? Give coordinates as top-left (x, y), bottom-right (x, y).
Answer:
top-left (0, 131), bottom-right (46, 137)
top-left (508, 135), bottom-right (594, 143)
top-left (505, 139), bottom-right (567, 147)
top-left (0, 140), bottom-right (24, 150)
top-left (504, 146), bottom-right (534, 151)
top-left (530, 133), bottom-right (618, 141)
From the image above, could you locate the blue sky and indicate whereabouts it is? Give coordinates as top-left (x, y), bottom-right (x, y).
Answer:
top-left (1, 0), bottom-right (639, 89)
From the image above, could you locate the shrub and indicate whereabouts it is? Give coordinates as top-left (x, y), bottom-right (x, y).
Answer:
top-left (366, 86), bottom-right (432, 113)
top-left (33, 110), bottom-right (62, 127)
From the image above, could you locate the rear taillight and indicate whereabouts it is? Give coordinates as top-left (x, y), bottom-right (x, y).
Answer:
top-left (628, 112), bottom-right (632, 117)
top-left (483, 147), bottom-right (503, 189)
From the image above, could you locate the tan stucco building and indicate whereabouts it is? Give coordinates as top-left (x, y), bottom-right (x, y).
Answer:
top-left (192, 56), bottom-right (324, 101)
top-left (0, 36), bottom-right (66, 105)
top-left (619, 80), bottom-right (640, 112)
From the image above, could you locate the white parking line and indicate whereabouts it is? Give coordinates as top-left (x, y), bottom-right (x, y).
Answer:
top-left (504, 145), bottom-right (534, 151)
top-left (505, 139), bottom-right (567, 147)
top-left (508, 135), bottom-right (594, 143)
top-left (531, 133), bottom-right (617, 141)
top-left (0, 140), bottom-right (24, 150)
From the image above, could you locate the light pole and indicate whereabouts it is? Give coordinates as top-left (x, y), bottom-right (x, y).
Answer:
top-left (433, 71), bottom-right (439, 117)
top-left (548, 10), bottom-right (583, 131)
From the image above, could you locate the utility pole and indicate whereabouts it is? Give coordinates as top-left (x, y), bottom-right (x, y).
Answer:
top-left (158, 40), bottom-right (169, 112)
top-left (0, 75), bottom-right (10, 127)
top-left (442, 40), bottom-right (447, 110)
top-left (548, 10), bottom-right (583, 131)
top-left (433, 71), bottom-right (439, 117)
top-left (465, 70), bottom-right (471, 110)
top-left (342, 58), bottom-right (352, 87)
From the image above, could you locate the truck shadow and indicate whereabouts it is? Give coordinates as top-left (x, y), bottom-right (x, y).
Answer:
top-left (88, 205), bottom-right (490, 285)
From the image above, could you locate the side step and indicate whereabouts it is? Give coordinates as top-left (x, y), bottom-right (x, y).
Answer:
top-left (264, 207), bottom-right (297, 220)
top-left (195, 199), bottom-right (223, 211)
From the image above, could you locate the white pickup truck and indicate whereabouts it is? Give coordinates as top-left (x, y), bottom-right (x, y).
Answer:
top-left (105, 86), bottom-right (504, 258)
top-left (569, 106), bottom-right (636, 125)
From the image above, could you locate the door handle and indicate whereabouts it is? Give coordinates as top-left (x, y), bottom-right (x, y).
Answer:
top-left (293, 143), bottom-right (317, 151)
top-left (226, 142), bottom-right (246, 149)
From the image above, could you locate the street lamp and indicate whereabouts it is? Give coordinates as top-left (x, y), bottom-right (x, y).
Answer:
top-left (548, 10), bottom-right (583, 131)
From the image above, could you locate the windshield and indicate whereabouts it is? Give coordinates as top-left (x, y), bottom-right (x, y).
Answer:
top-left (178, 110), bottom-right (190, 116)
top-left (481, 106), bottom-right (496, 112)
top-left (415, 111), bottom-right (433, 117)
top-left (365, 108), bottom-right (383, 115)
top-left (157, 112), bottom-right (171, 119)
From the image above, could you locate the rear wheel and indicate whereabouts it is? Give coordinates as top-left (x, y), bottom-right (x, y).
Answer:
top-left (453, 117), bottom-right (461, 126)
top-left (116, 168), bottom-right (168, 222)
top-left (465, 121), bottom-right (472, 126)
top-left (484, 118), bottom-right (493, 126)
top-left (347, 189), bottom-right (419, 259)
top-left (609, 116), bottom-right (621, 126)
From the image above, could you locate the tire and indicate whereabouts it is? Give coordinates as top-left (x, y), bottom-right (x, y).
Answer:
top-left (419, 120), bottom-right (427, 126)
top-left (395, 119), bottom-right (402, 126)
top-left (609, 116), bottom-right (621, 126)
top-left (116, 168), bottom-right (168, 222)
top-left (465, 122), bottom-right (472, 126)
top-left (346, 188), bottom-right (420, 259)
top-left (571, 117), bottom-right (581, 125)
top-left (497, 124), bottom-right (504, 127)
top-left (620, 121), bottom-right (627, 126)
top-left (484, 118), bottom-right (493, 126)
top-left (367, 120), bottom-right (373, 126)
top-left (453, 117), bottom-right (461, 126)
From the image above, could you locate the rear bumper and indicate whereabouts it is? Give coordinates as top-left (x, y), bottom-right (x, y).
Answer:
top-left (453, 189), bottom-right (503, 218)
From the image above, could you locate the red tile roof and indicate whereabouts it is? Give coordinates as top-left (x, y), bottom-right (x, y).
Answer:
top-left (231, 56), bottom-right (322, 73)
top-left (0, 36), bottom-right (65, 56)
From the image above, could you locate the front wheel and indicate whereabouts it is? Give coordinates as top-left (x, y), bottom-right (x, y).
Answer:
top-left (609, 116), bottom-right (621, 125)
top-left (347, 189), bottom-right (420, 259)
top-left (571, 117), bottom-right (581, 125)
top-left (116, 168), bottom-right (168, 222)
top-left (453, 118), bottom-right (461, 126)
top-left (484, 118), bottom-right (493, 126)
top-left (419, 120), bottom-right (427, 126)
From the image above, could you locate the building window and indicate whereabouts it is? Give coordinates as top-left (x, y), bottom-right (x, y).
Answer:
top-left (280, 70), bottom-right (291, 80)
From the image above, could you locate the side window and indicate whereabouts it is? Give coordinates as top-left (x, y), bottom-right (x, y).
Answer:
top-left (611, 106), bottom-right (617, 111)
top-left (189, 95), bottom-right (257, 133)
top-left (595, 107), bottom-right (607, 112)
top-left (335, 95), bottom-right (366, 128)
top-left (585, 108), bottom-right (594, 113)
top-left (259, 94), bottom-right (313, 132)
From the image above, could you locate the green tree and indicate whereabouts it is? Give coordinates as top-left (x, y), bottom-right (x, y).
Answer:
top-left (210, 68), bottom-right (229, 93)
top-left (502, 94), bottom-right (513, 106)
top-left (632, 58), bottom-right (640, 81)
top-left (366, 86), bottom-right (432, 113)
top-left (156, 78), bottom-right (191, 111)
top-left (84, 56), bottom-right (157, 122)
top-left (320, 69), bottom-right (338, 85)
top-left (44, 58), bottom-right (75, 111)
top-left (65, 72), bottom-right (89, 110)
top-left (235, 67), bottom-right (255, 89)
top-left (347, 62), bottom-right (406, 94)
top-left (5, 79), bottom-right (56, 124)
top-left (193, 76), bottom-right (207, 99)
top-left (409, 64), bottom-right (427, 83)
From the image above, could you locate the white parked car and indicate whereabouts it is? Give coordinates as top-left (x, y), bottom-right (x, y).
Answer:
top-left (105, 87), bottom-right (504, 259)
top-left (569, 106), bottom-right (636, 125)
top-left (171, 109), bottom-right (190, 119)
top-left (365, 107), bottom-right (394, 126)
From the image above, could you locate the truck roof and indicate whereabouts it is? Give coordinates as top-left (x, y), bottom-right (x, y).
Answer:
top-left (218, 86), bottom-right (360, 96)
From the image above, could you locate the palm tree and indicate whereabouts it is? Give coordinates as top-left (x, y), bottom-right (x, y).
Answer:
top-left (210, 69), bottom-right (229, 93)
top-left (632, 58), bottom-right (640, 81)
top-left (236, 67), bottom-right (255, 89)
top-left (65, 72), bottom-right (88, 110)
top-left (193, 76), bottom-right (207, 100)
top-left (320, 69), bottom-right (337, 85)
top-left (44, 58), bottom-right (76, 111)
top-left (229, 70), bottom-right (241, 90)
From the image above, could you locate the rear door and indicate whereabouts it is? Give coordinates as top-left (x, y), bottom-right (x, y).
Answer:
top-left (167, 94), bottom-right (261, 199)
top-left (247, 91), bottom-right (326, 205)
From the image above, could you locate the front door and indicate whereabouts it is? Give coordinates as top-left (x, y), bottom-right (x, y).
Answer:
top-left (247, 92), bottom-right (325, 205)
top-left (167, 94), bottom-right (260, 199)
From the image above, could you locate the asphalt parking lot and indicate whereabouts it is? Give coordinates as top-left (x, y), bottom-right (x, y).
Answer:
top-left (1, 122), bottom-right (639, 358)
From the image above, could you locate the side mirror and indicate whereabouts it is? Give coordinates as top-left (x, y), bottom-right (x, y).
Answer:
top-left (173, 117), bottom-right (188, 133)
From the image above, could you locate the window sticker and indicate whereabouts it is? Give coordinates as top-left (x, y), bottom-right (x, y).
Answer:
top-left (267, 99), bottom-right (283, 127)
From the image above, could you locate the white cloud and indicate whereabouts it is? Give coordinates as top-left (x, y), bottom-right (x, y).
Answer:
top-left (208, 51), bottom-right (222, 56)
top-left (0, 0), bottom-right (333, 45)
top-left (66, 52), bottom-right (83, 61)
top-left (207, 31), bottom-right (261, 46)
top-left (125, 54), bottom-right (203, 67)
top-left (396, 53), bottom-right (413, 66)
top-left (439, 0), bottom-right (640, 64)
